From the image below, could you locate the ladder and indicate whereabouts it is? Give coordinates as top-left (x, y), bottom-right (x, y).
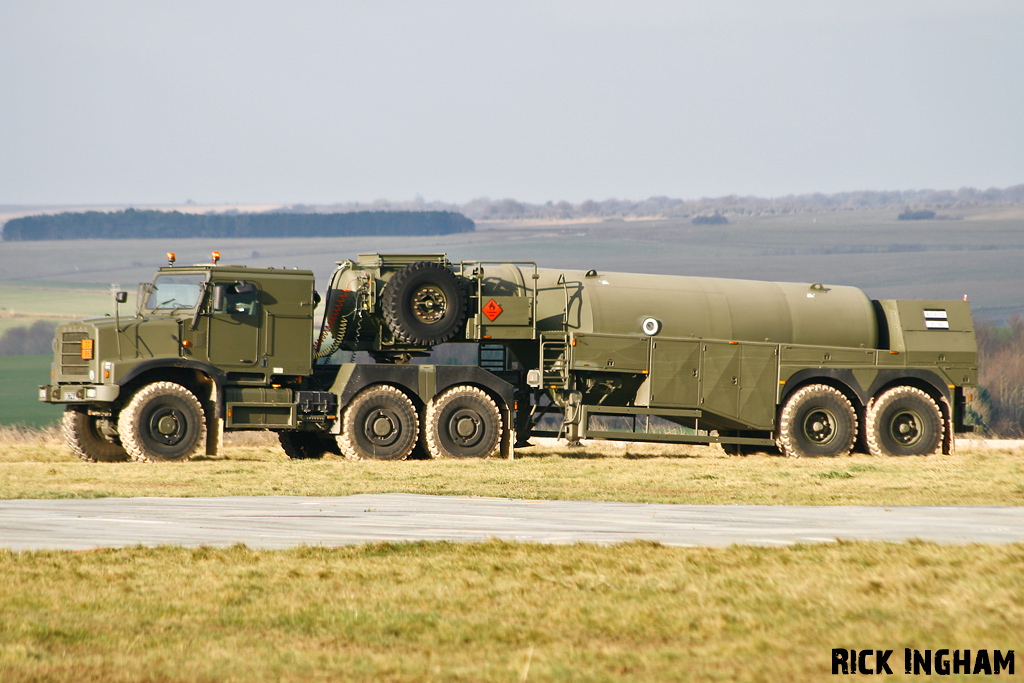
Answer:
top-left (540, 334), bottom-right (569, 389)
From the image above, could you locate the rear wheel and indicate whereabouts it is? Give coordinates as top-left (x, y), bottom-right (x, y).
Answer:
top-left (118, 382), bottom-right (206, 462)
top-left (337, 385), bottom-right (418, 460)
top-left (866, 386), bottom-right (943, 456)
top-left (777, 384), bottom-right (857, 457)
top-left (61, 408), bottom-right (129, 462)
top-left (424, 385), bottom-right (502, 459)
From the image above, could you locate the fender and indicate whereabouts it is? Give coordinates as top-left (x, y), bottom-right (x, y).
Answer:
top-left (780, 367), bottom-right (952, 407)
top-left (117, 358), bottom-right (226, 417)
top-left (333, 363), bottom-right (514, 411)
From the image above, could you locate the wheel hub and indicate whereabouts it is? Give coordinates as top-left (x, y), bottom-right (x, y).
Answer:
top-left (447, 408), bottom-right (483, 447)
top-left (803, 409), bottom-right (836, 444)
top-left (364, 409), bottom-right (400, 446)
top-left (890, 410), bottom-right (922, 446)
top-left (411, 286), bottom-right (447, 323)
top-left (147, 407), bottom-right (186, 446)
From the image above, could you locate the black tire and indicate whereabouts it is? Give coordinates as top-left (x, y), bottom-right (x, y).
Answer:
top-left (866, 386), bottom-right (944, 456)
top-left (278, 431), bottom-right (336, 459)
top-left (61, 408), bottom-right (129, 463)
top-left (777, 384), bottom-right (857, 458)
top-left (381, 262), bottom-right (466, 346)
top-left (337, 385), bottom-right (418, 460)
top-left (424, 385), bottom-right (502, 458)
top-left (118, 382), bottom-right (206, 462)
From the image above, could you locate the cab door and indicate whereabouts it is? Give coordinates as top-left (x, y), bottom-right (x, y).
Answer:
top-left (207, 281), bottom-right (262, 369)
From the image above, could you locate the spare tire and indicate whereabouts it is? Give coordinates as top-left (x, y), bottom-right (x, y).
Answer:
top-left (381, 261), bottom-right (466, 346)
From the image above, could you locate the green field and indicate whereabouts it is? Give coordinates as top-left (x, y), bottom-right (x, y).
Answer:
top-left (0, 356), bottom-right (62, 427)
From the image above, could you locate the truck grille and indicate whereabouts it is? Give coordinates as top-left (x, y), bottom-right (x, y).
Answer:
top-left (61, 331), bottom-right (90, 376)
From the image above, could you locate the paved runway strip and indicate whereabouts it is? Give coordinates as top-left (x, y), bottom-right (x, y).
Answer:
top-left (1, 494), bottom-right (1023, 551)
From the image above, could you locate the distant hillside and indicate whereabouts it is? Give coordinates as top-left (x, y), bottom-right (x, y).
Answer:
top-left (1, 209), bottom-right (474, 241)
top-left (285, 184), bottom-right (1024, 221)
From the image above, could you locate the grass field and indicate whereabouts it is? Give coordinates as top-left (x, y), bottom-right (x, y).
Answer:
top-left (2, 429), bottom-right (1022, 506)
top-left (1, 541), bottom-right (1021, 682)
top-left (1, 434), bottom-right (1021, 680)
top-left (0, 356), bottom-right (61, 427)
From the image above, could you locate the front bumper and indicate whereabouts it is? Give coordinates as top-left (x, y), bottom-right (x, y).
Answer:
top-left (39, 384), bottom-right (121, 404)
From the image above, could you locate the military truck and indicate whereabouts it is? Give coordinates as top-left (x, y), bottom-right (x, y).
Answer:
top-left (41, 252), bottom-right (977, 462)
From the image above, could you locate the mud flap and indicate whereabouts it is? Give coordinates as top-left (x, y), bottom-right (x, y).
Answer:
top-left (501, 404), bottom-right (514, 460)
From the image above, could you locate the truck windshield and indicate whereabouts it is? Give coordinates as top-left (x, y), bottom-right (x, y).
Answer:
top-left (146, 274), bottom-right (206, 310)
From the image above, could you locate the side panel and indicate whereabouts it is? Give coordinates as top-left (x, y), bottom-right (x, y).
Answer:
top-left (571, 333), bottom-right (650, 373)
top-left (738, 345), bottom-right (779, 429)
top-left (701, 342), bottom-right (740, 420)
top-left (649, 339), bottom-right (700, 407)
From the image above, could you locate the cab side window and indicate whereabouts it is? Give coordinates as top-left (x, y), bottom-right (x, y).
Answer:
top-left (224, 288), bottom-right (258, 315)
top-left (213, 281), bottom-right (260, 316)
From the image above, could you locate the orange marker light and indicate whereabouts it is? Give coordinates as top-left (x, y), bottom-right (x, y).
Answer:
top-left (181, 340), bottom-right (191, 348)
top-left (212, 251), bottom-right (220, 264)
top-left (80, 339), bottom-right (94, 360)
top-left (167, 252), bottom-right (176, 266)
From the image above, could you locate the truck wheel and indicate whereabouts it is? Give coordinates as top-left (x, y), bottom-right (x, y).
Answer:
top-left (865, 386), bottom-right (943, 456)
top-left (381, 262), bottom-right (466, 346)
top-left (337, 385), bottom-right (418, 460)
top-left (424, 385), bottom-right (502, 458)
top-left (61, 408), bottom-right (129, 463)
top-left (118, 382), bottom-right (207, 462)
top-left (777, 384), bottom-right (857, 457)
top-left (278, 431), bottom-right (336, 459)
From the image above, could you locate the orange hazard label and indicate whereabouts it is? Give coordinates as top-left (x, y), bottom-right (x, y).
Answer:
top-left (482, 299), bottom-right (503, 321)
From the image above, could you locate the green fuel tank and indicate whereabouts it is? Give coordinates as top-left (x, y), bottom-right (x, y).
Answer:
top-left (481, 266), bottom-right (879, 349)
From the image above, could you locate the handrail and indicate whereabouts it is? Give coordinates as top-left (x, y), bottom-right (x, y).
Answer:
top-left (459, 260), bottom-right (540, 339)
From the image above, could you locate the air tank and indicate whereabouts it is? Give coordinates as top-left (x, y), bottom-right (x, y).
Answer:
top-left (480, 266), bottom-right (879, 350)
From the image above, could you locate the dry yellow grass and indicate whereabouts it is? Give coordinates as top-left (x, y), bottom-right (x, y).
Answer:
top-left (1, 428), bottom-right (1021, 505)
top-left (0, 541), bottom-right (1021, 682)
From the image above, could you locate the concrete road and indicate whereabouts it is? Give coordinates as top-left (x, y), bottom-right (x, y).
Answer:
top-left (2, 494), bottom-right (1023, 551)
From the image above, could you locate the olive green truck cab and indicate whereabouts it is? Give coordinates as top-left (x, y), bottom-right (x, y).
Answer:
top-left (42, 253), bottom-right (977, 462)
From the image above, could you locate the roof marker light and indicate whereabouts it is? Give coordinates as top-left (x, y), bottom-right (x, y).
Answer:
top-left (167, 252), bottom-right (176, 266)
top-left (212, 251), bottom-right (220, 264)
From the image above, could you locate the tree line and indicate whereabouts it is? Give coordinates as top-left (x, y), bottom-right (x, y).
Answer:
top-left (1, 209), bottom-right (474, 241)
top-left (278, 184), bottom-right (1024, 221)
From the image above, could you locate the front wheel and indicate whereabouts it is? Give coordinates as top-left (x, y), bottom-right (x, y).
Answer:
top-left (118, 382), bottom-right (207, 462)
top-left (865, 386), bottom-right (944, 456)
top-left (61, 408), bottom-right (129, 462)
top-left (777, 384), bottom-right (857, 457)
top-left (423, 385), bottom-right (502, 458)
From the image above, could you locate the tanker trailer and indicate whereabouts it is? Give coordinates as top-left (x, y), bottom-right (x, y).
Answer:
top-left (316, 253), bottom-right (977, 458)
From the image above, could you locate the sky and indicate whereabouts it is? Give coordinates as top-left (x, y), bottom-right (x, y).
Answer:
top-left (1, 1), bottom-right (1022, 206)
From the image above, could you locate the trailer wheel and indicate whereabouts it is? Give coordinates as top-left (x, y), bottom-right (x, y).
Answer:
top-left (865, 386), bottom-right (943, 456)
top-left (381, 262), bottom-right (466, 346)
top-left (278, 431), bottom-right (337, 459)
top-left (424, 385), bottom-right (502, 458)
top-left (777, 384), bottom-right (857, 457)
top-left (337, 385), bottom-right (418, 460)
top-left (61, 408), bottom-right (129, 462)
top-left (118, 382), bottom-right (206, 462)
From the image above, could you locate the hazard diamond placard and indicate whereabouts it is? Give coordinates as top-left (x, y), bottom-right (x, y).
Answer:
top-left (482, 299), bottom-right (503, 321)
